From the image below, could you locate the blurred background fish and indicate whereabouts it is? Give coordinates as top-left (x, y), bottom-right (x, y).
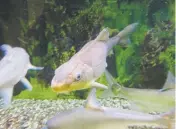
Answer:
top-left (100, 70), bottom-right (175, 113)
top-left (0, 44), bottom-right (43, 108)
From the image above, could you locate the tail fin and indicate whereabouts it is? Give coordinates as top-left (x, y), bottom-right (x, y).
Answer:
top-left (117, 23), bottom-right (139, 39)
top-left (117, 23), bottom-right (138, 47)
top-left (107, 23), bottom-right (138, 51)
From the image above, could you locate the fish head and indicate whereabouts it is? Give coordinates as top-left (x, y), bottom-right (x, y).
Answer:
top-left (51, 61), bottom-right (94, 93)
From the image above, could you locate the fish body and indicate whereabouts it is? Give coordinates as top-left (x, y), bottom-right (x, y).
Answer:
top-left (45, 88), bottom-right (174, 129)
top-left (0, 44), bottom-right (43, 108)
top-left (0, 47), bottom-right (30, 87)
top-left (46, 107), bottom-right (171, 129)
top-left (51, 23), bottom-right (138, 93)
top-left (101, 70), bottom-right (175, 113)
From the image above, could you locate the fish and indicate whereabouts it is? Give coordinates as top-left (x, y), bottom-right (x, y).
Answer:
top-left (45, 88), bottom-right (174, 129)
top-left (100, 69), bottom-right (175, 113)
top-left (0, 44), bottom-right (44, 108)
top-left (51, 23), bottom-right (138, 97)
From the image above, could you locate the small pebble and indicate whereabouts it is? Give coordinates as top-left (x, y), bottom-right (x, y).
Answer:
top-left (0, 98), bottom-right (168, 129)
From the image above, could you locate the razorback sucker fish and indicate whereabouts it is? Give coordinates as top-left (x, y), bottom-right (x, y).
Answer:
top-left (100, 70), bottom-right (175, 113)
top-left (0, 44), bottom-right (44, 108)
top-left (51, 23), bottom-right (138, 95)
top-left (45, 88), bottom-right (174, 129)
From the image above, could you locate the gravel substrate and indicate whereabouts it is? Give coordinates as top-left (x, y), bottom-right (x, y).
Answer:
top-left (0, 98), bottom-right (169, 129)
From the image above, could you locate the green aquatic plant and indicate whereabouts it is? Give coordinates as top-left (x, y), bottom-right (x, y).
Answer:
top-left (168, 0), bottom-right (175, 24)
top-left (159, 45), bottom-right (175, 76)
top-left (147, 0), bottom-right (175, 27)
top-left (9, 0), bottom-right (175, 99)
top-left (114, 24), bottom-right (148, 87)
top-left (112, 20), bottom-right (174, 89)
top-left (102, 0), bottom-right (150, 88)
top-left (14, 78), bottom-right (58, 100)
top-left (14, 78), bottom-right (81, 100)
top-left (44, 42), bottom-right (76, 70)
top-left (114, 45), bottom-right (142, 87)
top-left (62, 0), bottom-right (104, 45)
top-left (139, 21), bottom-right (175, 88)
top-left (103, 0), bottom-right (148, 29)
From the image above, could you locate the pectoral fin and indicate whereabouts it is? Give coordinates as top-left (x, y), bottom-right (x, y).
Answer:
top-left (28, 63), bottom-right (44, 71)
top-left (85, 88), bottom-right (103, 111)
top-left (100, 88), bottom-right (115, 98)
top-left (90, 82), bottom-right (108, 89)
top-left (100, 69), bottom-right (121, 98)
top-left (0, 87), bottom-right (13, 108)
top-left (20, 77), bottom-right (32, 91)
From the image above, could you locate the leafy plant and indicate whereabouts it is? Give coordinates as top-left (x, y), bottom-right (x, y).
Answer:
top-left (159, 45), bottom-right (175, 76)
top-left (14, 78), bottom-right (57, 100)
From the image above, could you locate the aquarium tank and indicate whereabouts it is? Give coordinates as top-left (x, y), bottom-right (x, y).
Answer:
top-left (0, 0), bottom-right (175, 129)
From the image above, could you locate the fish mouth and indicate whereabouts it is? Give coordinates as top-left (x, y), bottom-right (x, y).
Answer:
top-left (51, 81), bottom-right (91, 93)
top-left (51, 83), bottom-right (70, 93)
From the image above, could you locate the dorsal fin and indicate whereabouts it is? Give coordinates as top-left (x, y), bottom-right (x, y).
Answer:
top-left (84, 88), bottom-right (103, 111)
top-left (95, 28), bottom-right (109, 41)
top-left (159, 71), bottom-right (175, 92)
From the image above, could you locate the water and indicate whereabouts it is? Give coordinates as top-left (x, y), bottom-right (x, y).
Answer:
top-left (0, 0), bottom-right (175, 129)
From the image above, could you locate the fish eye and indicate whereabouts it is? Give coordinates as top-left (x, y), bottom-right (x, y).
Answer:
top-left (75, 73), bottom-right (81, 81)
